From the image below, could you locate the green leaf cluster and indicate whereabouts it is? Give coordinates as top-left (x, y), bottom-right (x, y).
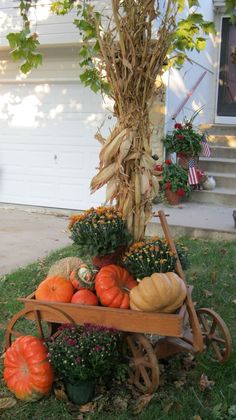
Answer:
top-left (69, 208), bottom-right (133, 257)
top-left (7, 30), bottom-right (42, 74)
top-left (163, 123), bottom-right (203, 157)
top-left (121, 237), bottom-right (189, 280)
top-left (160, 162), bottom-right (191, 196)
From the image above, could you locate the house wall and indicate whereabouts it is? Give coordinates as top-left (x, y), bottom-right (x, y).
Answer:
top-left (165, 0), bottom-right (217, 131)
top-left (0, 1), bottom-right (110, 48)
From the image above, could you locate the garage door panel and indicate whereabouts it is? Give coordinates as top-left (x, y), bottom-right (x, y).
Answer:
top-left (0, 44), bottom-right (115, 209)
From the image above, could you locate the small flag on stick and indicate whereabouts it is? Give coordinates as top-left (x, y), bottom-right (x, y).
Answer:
top-left (201, 133), bottom-right (211, 157)
top-left (188, 158), bottom-right (199, 185)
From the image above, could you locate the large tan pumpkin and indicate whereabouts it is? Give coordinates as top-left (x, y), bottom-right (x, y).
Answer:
top-left (48, 257), bottom-right (84, 279)
top-left (130, 272), bottom-right (187, 313)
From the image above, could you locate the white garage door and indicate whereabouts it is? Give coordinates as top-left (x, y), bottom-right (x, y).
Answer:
top-left (0, 46), bottom-right (113, 210)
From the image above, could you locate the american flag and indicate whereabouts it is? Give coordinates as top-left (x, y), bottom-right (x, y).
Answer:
top-left (188, 158), bottom-right (199, 185)
top-left (201, 133), bottom-right (211, 157)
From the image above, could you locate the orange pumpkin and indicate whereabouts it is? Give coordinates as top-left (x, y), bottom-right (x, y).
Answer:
top-left (4, 336), bottom-right (54, 401)
top-left (95, 264), bottom-right (137, 309)
top-left (35, 276), bottom-right (74, 303)
top-left (71, 289), bottom-right (98, 306)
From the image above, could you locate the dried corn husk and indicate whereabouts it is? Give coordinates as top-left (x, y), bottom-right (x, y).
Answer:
top-left (105, 177), bottom-right (118, 203)
top-left (90, 162), bottom-right (116, 192)
top-left (134, 173), bottom-right (141, 206)
top-left (99, 128), bottom-right (127, 165)
top-left (117, 137), bottom-right (132, 165)
top-left (140, 170), bottom-right (151, 195)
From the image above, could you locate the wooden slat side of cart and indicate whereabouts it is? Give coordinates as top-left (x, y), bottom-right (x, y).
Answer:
top-left (17, 293), bottom-right (187, 337)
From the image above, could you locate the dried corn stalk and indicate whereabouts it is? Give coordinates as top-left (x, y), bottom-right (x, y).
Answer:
top-left (90, 0), bottom-right (179, 240)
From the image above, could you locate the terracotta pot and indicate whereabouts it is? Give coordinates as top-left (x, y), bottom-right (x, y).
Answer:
top-left (165, 190), bottom-right (181, 205)
top-left (177, 153), bottom-right (189, 169)
top-left (92, 245), bottom-right (126, 269)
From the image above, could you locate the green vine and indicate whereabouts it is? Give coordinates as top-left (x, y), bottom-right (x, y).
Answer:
top-left (7, 0), bottom-right (42, 74)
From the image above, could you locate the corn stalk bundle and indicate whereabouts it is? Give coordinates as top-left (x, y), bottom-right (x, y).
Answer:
top-left (90, 0), bottom-right (179, 240)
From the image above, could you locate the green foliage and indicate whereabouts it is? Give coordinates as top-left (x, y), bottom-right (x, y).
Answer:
top-left (225, 0), bottom-right (236, 24)
top-left (121, 237), bottom-right (189, 280)
top-left (69, 206), bottom-right (133, 257)
top-left (47, 323), bottom-right (122, 382)
top-left (160, 161), bottom-right (192, 196)
top-left (7, 0), bottom-right (42, 74)
top-left (163, 120), bottom-right (203, 157)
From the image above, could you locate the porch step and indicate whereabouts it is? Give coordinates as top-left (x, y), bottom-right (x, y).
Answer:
top-left (208, 145), bottom-right (236, 159)
top-left (199, 124), bottom-right (236, 147)
top-left (189, 188), bottom-right (236, 207)
top-left (199, 157), bottom-right (236, 174)
top-left (209, 172), bottom-right (236, 189)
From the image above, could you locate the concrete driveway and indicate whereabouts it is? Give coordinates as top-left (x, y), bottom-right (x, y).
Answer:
top-left (0, 206), bottom-right (72, 277)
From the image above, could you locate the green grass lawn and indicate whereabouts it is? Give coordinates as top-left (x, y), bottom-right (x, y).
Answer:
top-left (0, 238), bottom-right (236, 420)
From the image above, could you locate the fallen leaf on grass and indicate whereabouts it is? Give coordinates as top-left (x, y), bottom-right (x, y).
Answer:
top-left (53, 381), bottom-right (68, 402)
top-left (193, 416), bottom-right (202, 420)
top-left (210, 271), bottom-right (218, 283)
top-left (79, 402), bottom-right (96, 413)
top-left (182, 354), bottom-right (195, 371)
top-left (203, 289), bottom-right (213, 298)
top-left (132, 394), bottom-right (154, 414)
top-left (174, 380), bottom-right (186, 389)
top-left (220, 248), bottom-right (228, 256)
top-left (0, 397), bottom-right (17, 410)
top-left (199, 374), bottom-right (215, 391)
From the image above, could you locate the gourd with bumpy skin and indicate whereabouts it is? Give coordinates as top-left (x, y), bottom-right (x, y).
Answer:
top-left (130, 272), bottom-right (187, 313)
top-left (35, 276), bottom-right (74, 303)
top-left (70, 264), bottom-right (96, 290)
top-left (4, 336), bottom-right (54, 401)
top-left (48, 257), bottom-right (84, 279)
top-left (95, 264), bottom-right (137, 309)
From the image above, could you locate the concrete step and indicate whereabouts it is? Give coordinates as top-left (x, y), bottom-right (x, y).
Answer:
top-left (189, 188), bottom-right (236, 207)
top-left (199, 124), bottom-right (236, 147)
top-left (210, 172), bottom-right (236, 189)
top-left (199, 124), bottom-right (236, 135)
top-left (149, 202), bottom-right (236, 240)
top-left (208, 146), bottom-right (236, 159)
top-left (199, 157), bottom-right (236, 174)
top-left (207, 135), bottom-right (236, 148)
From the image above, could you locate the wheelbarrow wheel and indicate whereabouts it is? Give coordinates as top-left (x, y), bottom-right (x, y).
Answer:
top-left (123, 333), bottom-right (160, 394)
top-left (197, 308), bottom-right (232, 363)
top-left (5, 305), bottom-right (75, 349)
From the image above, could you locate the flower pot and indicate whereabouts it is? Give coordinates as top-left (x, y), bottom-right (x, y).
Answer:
top-left (177, 153), bottom-right (189, 169)
top-left (92, 245), bottom-right (126, 269)
top-left (65, 379), bottom-right (95, 405)
top-left (165, 190), bottom-right (181, 205)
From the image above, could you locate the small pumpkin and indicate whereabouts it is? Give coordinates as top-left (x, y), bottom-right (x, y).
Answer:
top-left (71, 289), bottom-right (98, 306)
top-left (48, 257), bottom-right (84, 279)
top-left (4, 336), bottom-right (54, 401)
top-left (70, 264), bottom-right (96, 290)
top-left (35, 276), bottom-right (74, 303)
top-left (95, 264), bottom-right (137, 309)
top-left (130, 272), bottom-right (187, 313)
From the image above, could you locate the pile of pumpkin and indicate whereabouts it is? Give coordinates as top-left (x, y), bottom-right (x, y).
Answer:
top-left (34, 256), bottom-right (187, 313)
